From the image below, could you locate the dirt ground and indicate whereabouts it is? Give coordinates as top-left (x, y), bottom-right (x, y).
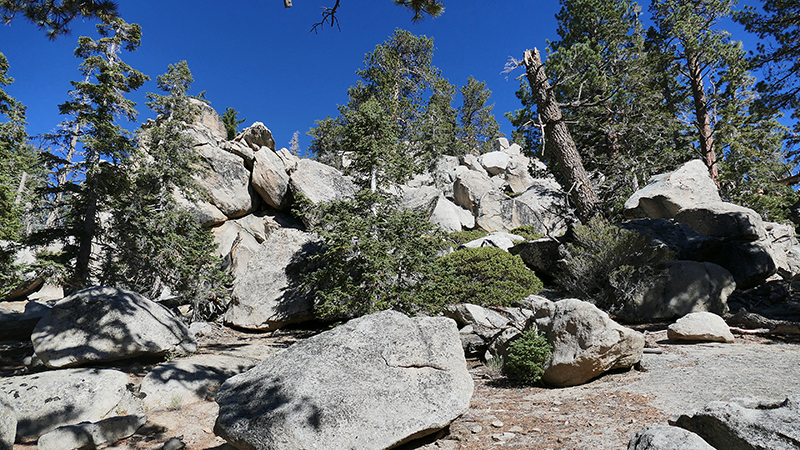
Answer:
top-left (6, 323), bottom-right (800, 450)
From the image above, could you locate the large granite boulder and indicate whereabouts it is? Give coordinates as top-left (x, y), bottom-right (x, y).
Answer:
top-left (288, 159), bottom-right (357, 213)
top-left (214, 310), bottom-right (473, 450)
top-left (31, 287), bottom-right (196, 368)
top-left (189, 98), bottom-right (227, 140)
top-left (0, 368), bottom-right (141, 441)
top-left (628, 424), bottom-right (715, 450)
top-left (251, 148), bottom-right (290, 210)
top-left (225, 228), bottom-right (320, 331)
top-left (453, 170), bottom-right (494, 215)
top-left (192, 142), bottom-right (256, 219)
top-left (235, 122), bottom-right (275, 151)
top-left (509, 238), bottom-right (563, 282)
top-left (479, 151), bottom-right (511, 176)
top-left (672, 397), bottom-right (800, 450)
top-left (462, 231), bottom-right (527, 252)
top-left (624, 160), bottom-right (721, 219)
top-left (527, 296), bottom-right (644, 387)
top-left (400, 185), bottom-right (440, 219)
top-left (430, 196), bottom-right (473, 232)
top-left (674, 202), bottom-right (766, 241)
top-left (505, 155), bottom-right (536, 194)
top-left (619, 219), bottom-right (710, 260)
top-left (620, 261), bottom-right (735, 322)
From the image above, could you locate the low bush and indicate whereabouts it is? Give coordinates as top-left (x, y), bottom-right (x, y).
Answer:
top-left (420, 246), bottom-right (542, 311)
top-left (447, 228), bottom-right (488, 246)
top-left (559, 217), bottom-right (674, 314)
top-left (509, 225), bottom-right (543, 241)
top-left (504, 329), bottom-right (552, 384)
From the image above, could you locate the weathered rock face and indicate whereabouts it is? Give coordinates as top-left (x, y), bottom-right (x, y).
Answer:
top-left (192, 142), bottom-right (257, 219)
top-left (0, 368), bottom-right (140, 441)
top-left (672, 397), bottom-right (800, 450)
top-left (400, 185), bottom-right (440, 219)
top-left (667, 312), bottom-right (734, 343)
top-left (31, 287), bottom-right (196, 368)
top-left (289, 159), bottom-right (357, 206)
top-left (251, 148), bottom-right (290, 210)
top-left (621, 261), bottom-right (735, 322)
top-left (674, 202), bottom-right (766, 241)
top-left (453, 171), bottom-right (494, 214)
top-left (627, 424), bottom-right (715, 450)
top-left (430, 196), bottom-right (470, 232)
top-left (225, 228), bottom-right (320, 331)
top-left (624, 160), bottom-right (721, 220)
top-left (479, 151), bottom-right (511, 176)
top-left (235, 122), bottom-right (276, 151)
top-left (214, 310), bottom-right (473, 450)
top-left (190, 98), bottom-right (227, 140)
top-left (528, 297), bottom-right (644, 387)
top-left (36, 414), bottom-right (146, 450)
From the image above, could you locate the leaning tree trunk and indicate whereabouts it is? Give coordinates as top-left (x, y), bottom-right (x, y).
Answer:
top-left (686, 50), bottom-right (718, 184)
top-left (523, 48), bottom-right (601, 223)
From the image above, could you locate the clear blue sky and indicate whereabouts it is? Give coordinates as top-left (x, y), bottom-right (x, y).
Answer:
top-left (1, 0), bottom-right (762, 153)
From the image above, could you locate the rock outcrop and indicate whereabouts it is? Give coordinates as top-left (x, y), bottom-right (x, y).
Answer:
top-left (624, 160), bottom-right (721, 219)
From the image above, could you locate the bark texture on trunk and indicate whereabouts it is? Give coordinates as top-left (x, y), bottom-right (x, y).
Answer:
top-left (523, 48), bottom-right (600, 223)
top-left (686, 51), bottom-right (718, 184)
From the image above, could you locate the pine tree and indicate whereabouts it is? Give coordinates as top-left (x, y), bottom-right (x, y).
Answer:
top-left (458, 76), bottom-right (501, 156)
top-left (0, 0), bottom-right (118, 39)
top-left (651, 0), bottom-right (795, 219)
top-left (222, 107), bottom-right (246, 141)
top-left (102, 61), bottom-right (231, 320)
top-left (310, 29), bottom-right (459, 189)
top-left (33, 18), bottom-right (148, 290)
top-left (735, 0), bottom-right (800, 151)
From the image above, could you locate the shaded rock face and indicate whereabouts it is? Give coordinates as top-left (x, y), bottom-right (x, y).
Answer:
top-left (528, 297), bottom-right (644, 388)
top-left (37, 414), bottom-right (146, 450)
top-left (225, 228), bottom-right (320, 331)
top-left (251, 148), bottom-right (290, 210)
top-left (691, 240), bottom-right (777, 289)
top-left (0, 368), bottom-right (140, 441)
top-left (624, 160), bottom-right (721, 220)
top-left (627, 424), bottom-right (715, 450)
top-left (674, 202), bottom-right (766, 241)
top-left (31, 287), bottom-right (196, 368)
top-left (622, 261), bottom-right (735, 322)
top-left (672, 397), bottom-right (800, 450)
top-left (214, 310), bottom-right (473, 450)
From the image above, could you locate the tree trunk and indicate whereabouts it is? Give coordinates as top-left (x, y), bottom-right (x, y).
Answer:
top-left (523, 48), bottom-right (601, 223)
top-left (686, 50), bottom-right (718, 183)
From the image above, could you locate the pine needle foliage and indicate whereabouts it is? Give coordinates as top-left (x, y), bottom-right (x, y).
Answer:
top-left (504, 329), bottom-right (552, 385)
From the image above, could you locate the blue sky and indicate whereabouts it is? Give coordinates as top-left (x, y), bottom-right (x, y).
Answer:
top-left (1, 0), bottom-right (762, 154)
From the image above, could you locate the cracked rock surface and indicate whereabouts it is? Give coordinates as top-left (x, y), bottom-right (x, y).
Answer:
top-left (214, 310), bottom-right (473, 450)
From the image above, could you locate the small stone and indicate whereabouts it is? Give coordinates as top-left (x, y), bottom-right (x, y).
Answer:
top-left (491, 420), bottom-right (504, 428)
top-left (508, 425), bottom-right (524, 433)
top-left (491, 432), bottom-right (515, 441)
top-left (468, 425), bottom-right (483, 434)
top-left (160, 437), bottom-right (186, 450)
top-left (531, 428), bottom-right (542, 433)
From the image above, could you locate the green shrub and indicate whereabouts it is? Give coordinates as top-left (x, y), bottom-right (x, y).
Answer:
top-left (447, 228), bottom-right (488, 246)
top-left (509, 225), bottom-right (543, 241)
top-left (504, 329), bottom-right (552, 384)
top-left (559, 217), bottom-right (674, 314)
top-left (420, 246), bottom-right (542, 310)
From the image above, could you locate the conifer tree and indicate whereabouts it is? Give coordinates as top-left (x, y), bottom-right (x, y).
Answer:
top-left (0, 0), bottom-right (118, 39)
top-left (222, 107), bottom-right (246, 141)
top-left (102, 61), bottom-right (231, 319)
top-left (33, 18), bottom-right (147, 290)
top-left (458, 76), bottom-right (501, 155)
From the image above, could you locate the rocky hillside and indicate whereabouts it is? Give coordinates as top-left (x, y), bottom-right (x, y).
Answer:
top-left (1, 104), bottom-right (799, 450)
